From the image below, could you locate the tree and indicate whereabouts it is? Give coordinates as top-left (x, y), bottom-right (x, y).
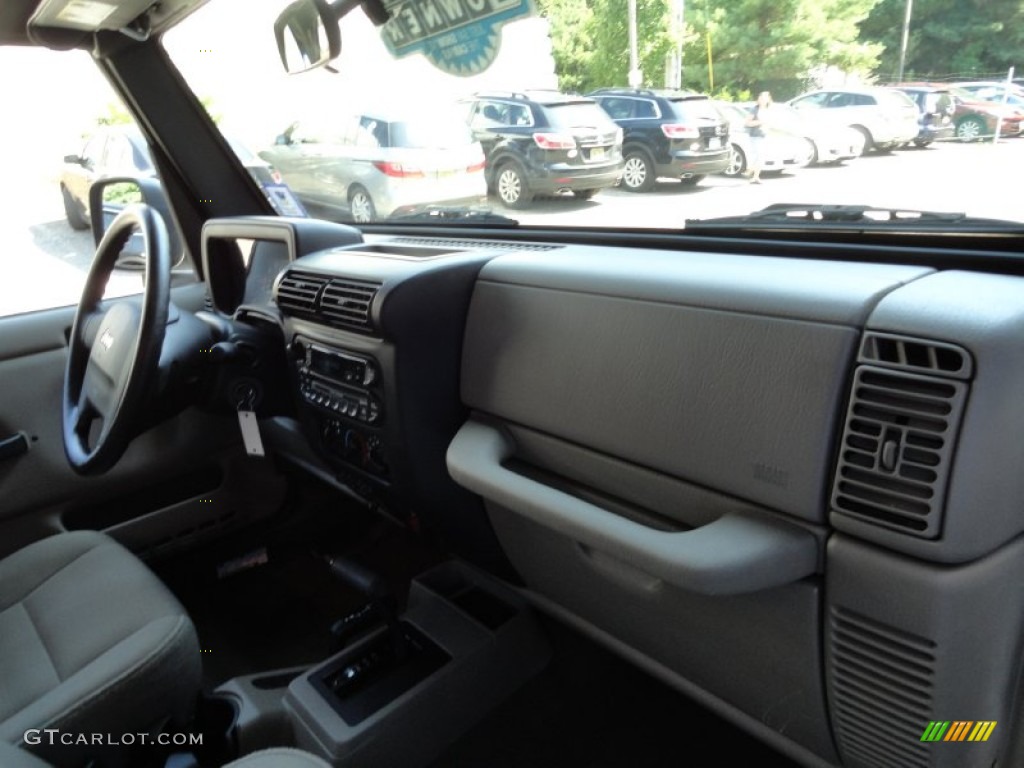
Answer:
top-left (860, 0), bottom-right (1024, 81)
top-left (537, 0), bottom-right (678, 93)
top-left (536, 0), bottom-right (596, 93)
top-left (681, 0), bottom-right (882, 98)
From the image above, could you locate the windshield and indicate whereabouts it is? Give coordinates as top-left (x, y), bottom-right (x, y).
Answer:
top-left (154, 0), bottom-right (1023, 228)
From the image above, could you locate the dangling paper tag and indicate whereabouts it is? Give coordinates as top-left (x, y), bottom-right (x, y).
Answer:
top-left (237, 411), bottom-right (265, 457)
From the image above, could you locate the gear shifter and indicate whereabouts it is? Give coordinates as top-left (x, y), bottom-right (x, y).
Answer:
top-left (319, 552), bottom-right (406, 658)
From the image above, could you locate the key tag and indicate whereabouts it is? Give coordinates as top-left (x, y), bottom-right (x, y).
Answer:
top-left (235, 392), bottom-right (265, 457)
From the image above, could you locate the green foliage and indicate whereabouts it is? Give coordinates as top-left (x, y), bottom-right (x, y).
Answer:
top-left (860, 0), bottom-right (1024, 80)
top-left (102, 182), bottom-right (143, 205)
top-left (537, 0), bottom-right (678, 93)
top-left (96, 101), bottom-right (133, 126)
top-left (537, 0), bottom-right (595, 93)
top-left (681, 0), bottom-right (882, 96)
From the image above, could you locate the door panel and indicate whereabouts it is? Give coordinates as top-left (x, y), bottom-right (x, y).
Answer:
top-left (0, 287), bottom-right (287, 560)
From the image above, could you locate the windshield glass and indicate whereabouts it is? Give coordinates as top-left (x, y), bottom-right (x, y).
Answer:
top-left (162, 0), bottom-right (1024, 228)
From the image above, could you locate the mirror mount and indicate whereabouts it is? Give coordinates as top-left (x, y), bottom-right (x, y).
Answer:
top-left (274, 0), bottom-right (392, 74)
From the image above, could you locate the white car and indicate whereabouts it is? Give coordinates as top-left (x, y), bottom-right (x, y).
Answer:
top-left (714, 101), bottom-right (813, 176)
top-left (788, 87), bottom-right (921, 153)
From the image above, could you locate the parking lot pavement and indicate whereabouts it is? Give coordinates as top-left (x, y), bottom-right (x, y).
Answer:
top-left (506, 138), bottom-right (1024, 227)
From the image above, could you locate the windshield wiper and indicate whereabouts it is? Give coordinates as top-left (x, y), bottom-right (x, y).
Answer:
top-left (686, 204), bottom-right (1023, 231)
top-left (390, 207), bottom-right (519, 226)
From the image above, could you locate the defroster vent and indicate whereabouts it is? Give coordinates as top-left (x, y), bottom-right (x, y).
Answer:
top-left (275, 271), bottom-right (381, 333)
top-left (829, 608), bottom-right (936, 768)
top-left (832, 363), bottom-right (968, 538)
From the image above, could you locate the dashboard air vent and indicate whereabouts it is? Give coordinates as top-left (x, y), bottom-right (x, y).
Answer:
top-left (829, 608), bottom-right (935, 768)
top-left (276, 271), bottom-right (330, 316)
top-left (860, 332), bottom-right (971, 380)
top-left (275, 271), bottom-right (381, 333)
top-left (832, 365), bottom-right (968, 538)
top-left (319, 278), bottom-right (380, 332)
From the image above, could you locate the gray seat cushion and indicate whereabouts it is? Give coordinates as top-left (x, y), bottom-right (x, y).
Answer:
top-left (0, 531), bottom-right (200, 766)
top-left (225, 747), bottom-right (332, 768)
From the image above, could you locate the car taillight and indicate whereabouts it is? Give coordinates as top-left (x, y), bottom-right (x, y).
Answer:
top-left (661, 124), bottom-right (700, 139)
top-left (533, 132), bottom-right (577, 150)
top-left (467, 159), bottom-right (486, 173)
top-left (271, 169), bottom-right (283, 184)
top-left (372, 161), bottom-right (425, 178)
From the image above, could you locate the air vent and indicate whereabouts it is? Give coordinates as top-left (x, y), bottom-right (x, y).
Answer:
top-left (275, 271), bottom-right (330, 316)
top-left (320, 278), bottom-right (380, 332)
top-left (274, 271), bottom-right (381, 333)
top-left (829, 608), bottom-right (935, 768)
top-left (389, 236), bottom-right (560, 252)
top-left (831, 365), bottom-right (968, 538)
top-left (860, 333), bottom-right (971, 380)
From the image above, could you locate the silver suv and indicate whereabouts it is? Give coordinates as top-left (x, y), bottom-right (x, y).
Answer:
top-left (787, 87), bottom-right (920, 153)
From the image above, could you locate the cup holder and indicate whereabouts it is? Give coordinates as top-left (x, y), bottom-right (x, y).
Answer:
top-left (192, 693), bottom-right (240, 765)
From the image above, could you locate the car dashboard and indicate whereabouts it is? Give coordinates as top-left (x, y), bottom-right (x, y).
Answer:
top-left (204, 216), bottom-right (1024, 768)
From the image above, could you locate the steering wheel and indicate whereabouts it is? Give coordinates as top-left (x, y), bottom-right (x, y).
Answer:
top-left (63, 204), bottom-right (170, 475)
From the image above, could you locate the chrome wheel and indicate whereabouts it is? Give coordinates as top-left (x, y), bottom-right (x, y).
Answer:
top-left (496, 164), bottom-right (530, 208)
top-left (956, 117), bottom-right (984, 142)
top-left (723, 144), bottom-right (746, 177)
top-left (349, 188), bottom-right (376, 223)
top-left (621, 152), bottom-right (654, 192)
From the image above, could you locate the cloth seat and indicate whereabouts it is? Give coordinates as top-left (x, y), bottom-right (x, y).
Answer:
top-left (0, 531), bottom-right (201, 766)
top-left (0, 742), bottom-right (332, 768)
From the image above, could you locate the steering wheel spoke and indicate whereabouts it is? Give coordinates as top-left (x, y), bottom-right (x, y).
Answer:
top-left (62, 204), bottom-right (170, 475)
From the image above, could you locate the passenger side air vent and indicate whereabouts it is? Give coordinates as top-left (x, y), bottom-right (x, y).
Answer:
top-left (274, 271), bottom-right (381, 333)
top-left (319, 278), bottom-right (380, 332)
top-left (829, 608), bottom-right (935, 768)
top-left (860, 332), bottom-right (971, 379)
top-left (275, 271), bottom-right (330, 316)
top-left (831, 362), bottom-right (969, 538)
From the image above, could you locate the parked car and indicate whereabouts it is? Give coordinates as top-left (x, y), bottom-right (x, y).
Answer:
top-left (712, 101), bottom-right (812, 177)
top-left (887, 85), bottom-right (955, 146)
top-left (260, 111), bottom-right (487, 222)
top-left (954, 81), bottom-right (1024, 110)
top-left (764, 103), bottom-right (863, 165)
top-left (901, 83), bottom-right (1024, 140)
top-left (787, 87), bottom-right (920, 153)
top-left (588, 87), bottom-right (730, 191)
top-left (60, 126), bottom-right (286, 230)
top-left (460, 90), bottom-right (623, 208)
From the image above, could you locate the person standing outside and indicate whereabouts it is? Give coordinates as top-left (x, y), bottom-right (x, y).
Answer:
top-left (745, 91), bottom-right (773, 183)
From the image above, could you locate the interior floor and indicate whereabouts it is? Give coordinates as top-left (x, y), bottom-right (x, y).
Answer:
top-left (154, 470), bottom-right (444, 687)
top-left (153, 470), bottom-right (802, 766)
top-left (429, 618), bottom-right (801, 768)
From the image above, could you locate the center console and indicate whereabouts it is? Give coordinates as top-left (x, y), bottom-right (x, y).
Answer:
top-left (215, 562), bottom-right (550, 767)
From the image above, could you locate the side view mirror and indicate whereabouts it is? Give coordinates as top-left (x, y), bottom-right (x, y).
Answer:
top-left (274, 0), bottom-right (341, 75)
top-left (88, 177), bottom-right (183, 270)
top-left (275, 134), bottom-right (291, 145)
top-left (63, 153), bottom-right (83, 165)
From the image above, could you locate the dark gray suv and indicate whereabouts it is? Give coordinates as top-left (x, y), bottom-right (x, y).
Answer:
top-left (589, 88), bottom-right (731, 191)
top-left (462, 91), bottom-right (624, 208)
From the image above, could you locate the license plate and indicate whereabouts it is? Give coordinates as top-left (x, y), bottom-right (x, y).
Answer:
top-left (589, 147), bottom-right (606, 162)
top-left (708, 137), bottom-right (721, 149)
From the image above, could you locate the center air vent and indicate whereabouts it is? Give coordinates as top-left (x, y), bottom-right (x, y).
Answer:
top-left (831, 364), bottom-right (969, 538)
top-left (319, 278), bottom-right (379, 331)
top-left (274, 271), bottom-right (381, 333)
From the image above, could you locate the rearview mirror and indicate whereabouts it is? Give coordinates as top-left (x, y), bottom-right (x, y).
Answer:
top-left (274, 0), bottom-right (341, 74)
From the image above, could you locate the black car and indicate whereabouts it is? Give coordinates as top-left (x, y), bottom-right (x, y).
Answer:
top-left (462, 90), bottom-right (624, 208)
top-left (888, 86), bottom-right (956, 147)
top-left (588, 88), bottom-right (730, 191)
